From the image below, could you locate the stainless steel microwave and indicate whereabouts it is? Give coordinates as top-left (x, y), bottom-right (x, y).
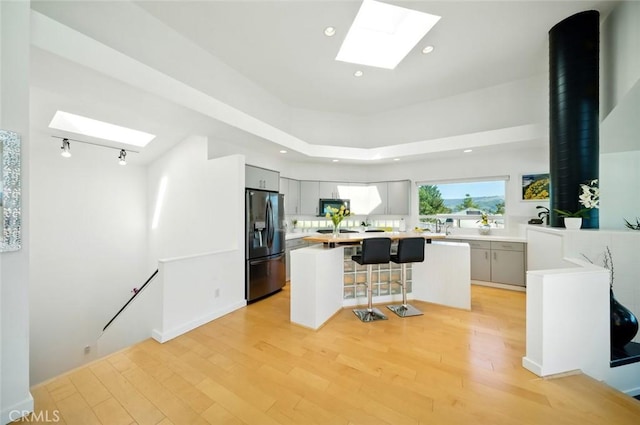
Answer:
top-left (318, 199), bottom-right (350, 217)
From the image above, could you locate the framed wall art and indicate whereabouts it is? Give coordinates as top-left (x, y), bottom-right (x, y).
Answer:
top-left (521, 173), bottom-right (550, 201)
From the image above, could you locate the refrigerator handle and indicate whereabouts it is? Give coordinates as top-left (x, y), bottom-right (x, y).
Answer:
top-left (266, 198), bottom-right (274, 247)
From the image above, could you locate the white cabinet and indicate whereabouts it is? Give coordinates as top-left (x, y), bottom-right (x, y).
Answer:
top-left (368, 182), bottom-right (388, 215)
top-left (319, 181), bottom-right (348, 199)
top-left (490, 241), bottom-right (525, 286)
top-left (368, 180), bottom-right (410, 216)
top-left (246, 165), bottom-right (279, 191)
top-left (299, 179), bottom-right (410, 217)
top-left (280, 177), bottom-right (300, 215)
top-left (300, 181), bottom-right (320, 215)
top-left (387, 180), bottom-right (411, 215)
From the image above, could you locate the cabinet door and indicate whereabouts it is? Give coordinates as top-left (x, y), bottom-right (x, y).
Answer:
top-left (300, 181), bottom-right (320, 215)
top-left (387, 180), bottom-right (410, 215)
top-left (470, 248), bottom-right (492, 281)
top-left (280, 178), bottom-right (300, 216)
top-left (280, 177), bottom-right (289, 212)
top-left (288, 179), bottom-right (300, 215)
top-left (491, 250), bottom-right (525, 286)
top-left (368, 182), bottom-right (388, 215)
top-left (246, 165), bottom-right (279, 191)
top-left (319, 181), bottom-right (337, 199)
top-left (319, 181), bottom-right (349, 199)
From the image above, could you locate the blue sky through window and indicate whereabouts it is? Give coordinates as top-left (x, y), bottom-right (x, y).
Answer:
top-left (436, 181), bottom-right (505, 199)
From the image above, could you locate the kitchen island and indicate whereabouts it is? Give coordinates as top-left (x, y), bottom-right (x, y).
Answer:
top-left (290, 232), bottom-right (470, 329)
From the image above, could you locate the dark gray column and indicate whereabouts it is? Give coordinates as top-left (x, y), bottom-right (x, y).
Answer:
top-left (549, 10), bottom-right (599, 228)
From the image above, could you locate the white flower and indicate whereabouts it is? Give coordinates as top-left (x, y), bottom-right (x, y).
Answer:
top-left (579, 179), bottom-right (599, 209)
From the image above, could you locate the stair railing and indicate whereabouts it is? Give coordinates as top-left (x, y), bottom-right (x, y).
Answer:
top-left (102, 269), bottom-right (159, 332)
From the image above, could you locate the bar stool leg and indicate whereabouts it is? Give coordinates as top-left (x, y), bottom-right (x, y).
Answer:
top-left (387, 263), bottom-right (423, 317)
top-left (353, 264), bottom-right (388, 322)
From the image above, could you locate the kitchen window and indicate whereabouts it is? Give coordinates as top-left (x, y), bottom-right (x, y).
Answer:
top-left (417, 176), bottom-right (508, 230)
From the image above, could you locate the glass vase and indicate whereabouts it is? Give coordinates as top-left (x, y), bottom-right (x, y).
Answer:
top-left (332, 222), bottom-right (341, 237)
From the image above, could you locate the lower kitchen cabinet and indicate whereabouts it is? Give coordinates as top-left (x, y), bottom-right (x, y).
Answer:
top-left (450, 239), bottom-right (526, 286)
top-left (285, 238), bottom-right (318, 281)
top-left (468, 241), bottom-right (491, 281)
top-left (490, 241), bottom-right (526, 286)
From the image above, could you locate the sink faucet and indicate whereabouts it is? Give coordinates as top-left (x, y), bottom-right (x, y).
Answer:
top-left (435, 219), bottom-right (442, 233)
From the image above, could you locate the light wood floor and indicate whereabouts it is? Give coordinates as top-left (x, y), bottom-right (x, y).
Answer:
top-left (21, 285), bottom-right (640, 425)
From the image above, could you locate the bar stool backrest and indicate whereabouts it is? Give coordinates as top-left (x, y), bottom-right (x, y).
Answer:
top-left (359, 237), bottom-right (392, 264)
top-left (394, 237), bottom-right (425, 264)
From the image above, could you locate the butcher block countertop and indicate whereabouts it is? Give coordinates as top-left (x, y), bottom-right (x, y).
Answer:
top-left (302, 231), bottom-right (448, 245)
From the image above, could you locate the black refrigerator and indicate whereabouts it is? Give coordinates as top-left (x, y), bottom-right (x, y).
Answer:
top-left (245, 189), bottom-right (286, 302)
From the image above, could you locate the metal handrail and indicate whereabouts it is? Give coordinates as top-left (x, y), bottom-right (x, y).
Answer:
top-left (102, 269), bottom-right (159, 332)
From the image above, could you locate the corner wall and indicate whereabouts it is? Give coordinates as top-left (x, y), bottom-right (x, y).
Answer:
top-left (1, 1), bottom-right (33, 422)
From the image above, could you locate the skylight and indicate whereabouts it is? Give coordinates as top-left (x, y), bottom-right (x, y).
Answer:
top-left (336, 0), bottom-right (440, 70)
top-left (48, 111), bottom-right (156, 147)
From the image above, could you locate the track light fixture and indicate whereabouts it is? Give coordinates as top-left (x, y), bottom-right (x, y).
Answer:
top-left (118, 149), bottom-right (127, 166)
top-left (60, 139), bottom-right (71, 158)
top-left (52, 136), bottom-right (138, 165)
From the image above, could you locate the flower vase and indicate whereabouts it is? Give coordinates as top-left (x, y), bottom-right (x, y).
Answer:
top-left (478, 225), bottom-right (491, 235)
top-left (332, 223), bottom-right (341, 237)
top-left (610, 289), bottom-right (639, 348)
top-left (564, 217), bottom-right (582, 229)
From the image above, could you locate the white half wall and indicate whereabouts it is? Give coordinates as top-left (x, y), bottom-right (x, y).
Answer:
top-left (152, 249), bottom-right (245, 343)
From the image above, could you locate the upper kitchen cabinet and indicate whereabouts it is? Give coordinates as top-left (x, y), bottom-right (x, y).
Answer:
top-left (280, 177), bottom-right (300, 215)
top-left (300, 181), bottom-right (320, 215)
top-left (319, 181), bottom-right (349, 199)
top-left (246, 165), bottom-right (279, 191)
top-left (387, 180), bottom-right (411, 215)
top-left (368, 182), bottom-right (388, 215)
top-left (367, 180), bottom-right (410, 216)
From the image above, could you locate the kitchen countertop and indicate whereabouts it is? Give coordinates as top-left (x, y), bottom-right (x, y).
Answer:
top-left (286, 231), bottom-right (526, 243)
top-left (302, 231), bottom-right (448, 245)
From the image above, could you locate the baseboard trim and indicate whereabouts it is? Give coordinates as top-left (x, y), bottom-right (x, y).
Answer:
top-left (2, 393), bottom-right (35, 424)
top-left (152, 300), bottom-right (247, 343)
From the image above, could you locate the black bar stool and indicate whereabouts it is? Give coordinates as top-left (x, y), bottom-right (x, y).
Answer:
top-left (387, 237), bottom-right (425, 317)
top-left (352, 237), bottom-right (392, 322)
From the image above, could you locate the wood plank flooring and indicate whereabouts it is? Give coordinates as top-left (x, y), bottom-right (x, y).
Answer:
top-left (19, 285), bottom-right (640, 424)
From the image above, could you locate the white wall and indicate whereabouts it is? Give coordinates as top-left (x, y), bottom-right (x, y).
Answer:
top-left (601, 1), bottom-right (640, 119)
top-left (1, 1), bottom-right (33, 423)
top-left (147, 136), bottom-right (244, 263)
top-left (600, 1), bottom-right (640, 231)
top-left (29, 128), bottom-right (148, 385)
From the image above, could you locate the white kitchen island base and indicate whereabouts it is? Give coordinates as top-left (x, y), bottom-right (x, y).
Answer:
top-left (413, 241), bottom-right (471, 310)
top-left (290, 245), bottom-right (344, 330)
top-left (289, 240), bottom-right (471, 329)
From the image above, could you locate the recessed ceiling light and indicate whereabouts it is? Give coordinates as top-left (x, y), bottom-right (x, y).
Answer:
top-left (279, 150), bottom-right (287, 154)
top-left (463, 149), bottom-right (473, 153)
top-left (336, 0), bottom-right (441, 69)
top-left (393, 158), bottom-right (400, 161)
top-left (332, 159), bottom-right (340, 162)
top-left (354, 70), bottom-right (364, 77)
top-left (324, 26), bottom-right (336, 37)
top-left (422, 45), bottom-right (435, 54)
top-left (49, 111), bottom-right (155, 147)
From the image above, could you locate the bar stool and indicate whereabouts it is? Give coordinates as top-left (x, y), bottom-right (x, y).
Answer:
top-left (387, 237), bottom-right (425, 318)
top-left (352, 237), bottom-right (392, 322)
